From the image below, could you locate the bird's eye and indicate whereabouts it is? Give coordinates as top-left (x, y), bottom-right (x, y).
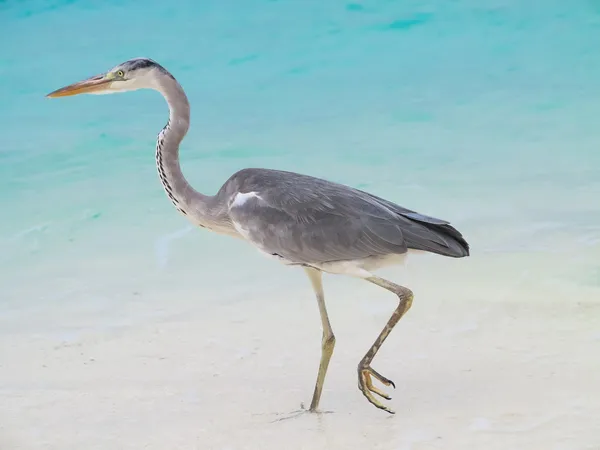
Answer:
top-left (116, 70), bottom-right (125, 77)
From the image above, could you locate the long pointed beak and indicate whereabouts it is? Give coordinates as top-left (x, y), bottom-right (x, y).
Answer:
top-left (46, 74), bottom-right (113, 98)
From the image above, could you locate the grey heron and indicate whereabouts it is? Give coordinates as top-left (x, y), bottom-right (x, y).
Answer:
top-left (47, 58), bottom-right (470, 415)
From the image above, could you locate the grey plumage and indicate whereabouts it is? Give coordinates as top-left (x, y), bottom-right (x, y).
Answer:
top-left (121, 58), bottom-right (175, 79)
top-left (222, 168), bottom-right (469, 266)
top-left (47, 57), bottom-right (470, 415)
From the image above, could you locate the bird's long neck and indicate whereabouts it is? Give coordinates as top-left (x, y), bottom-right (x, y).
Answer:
top-left (154, 75), bottom-right (219, 229)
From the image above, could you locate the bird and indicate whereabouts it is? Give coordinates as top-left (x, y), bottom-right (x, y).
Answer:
top-left (46, 57), bottom-right (470, 415)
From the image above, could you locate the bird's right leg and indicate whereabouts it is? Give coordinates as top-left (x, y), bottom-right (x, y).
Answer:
top-left (357, 276), bottom-right (414, 414)
top-left (304, 267), bottom-right (336, 413)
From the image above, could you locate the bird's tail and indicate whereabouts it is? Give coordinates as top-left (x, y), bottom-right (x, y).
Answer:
top-left (399, 211), bottom-right (470, 258)
top-left (361, 190), bottom-right (471, 258)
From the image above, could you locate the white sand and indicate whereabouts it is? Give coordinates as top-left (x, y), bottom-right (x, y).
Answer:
top-left (1, 248), bottom-right (599, 450)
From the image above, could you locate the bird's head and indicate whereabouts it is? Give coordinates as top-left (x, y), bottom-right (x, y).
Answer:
top-left (46, 58), bottom-right (174, 98)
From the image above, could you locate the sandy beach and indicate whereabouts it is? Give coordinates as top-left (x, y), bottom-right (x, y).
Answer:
top-left (2, 245), bottom-right (599, 449)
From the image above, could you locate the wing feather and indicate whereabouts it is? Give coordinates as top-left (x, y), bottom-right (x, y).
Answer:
top-left (224, 168), bottom-right (469, 264)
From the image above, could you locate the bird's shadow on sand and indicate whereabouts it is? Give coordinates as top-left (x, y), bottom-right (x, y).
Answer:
top-left (252, 403), bottom-right (335, 423)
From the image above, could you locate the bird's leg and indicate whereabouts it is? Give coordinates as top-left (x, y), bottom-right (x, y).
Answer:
top-left (304, 267), bottom-right (336, 412)
top-left (357, 276), bottom-right (414, 414)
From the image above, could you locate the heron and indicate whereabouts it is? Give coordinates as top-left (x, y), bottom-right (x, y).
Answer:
top-left (46, 58), bottom-right (470, 414)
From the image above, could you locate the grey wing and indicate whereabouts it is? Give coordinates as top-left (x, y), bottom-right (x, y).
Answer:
top-left (229, 189), bottom-right (415, 265)
top-left (224, 168), bottom-right (469, 264)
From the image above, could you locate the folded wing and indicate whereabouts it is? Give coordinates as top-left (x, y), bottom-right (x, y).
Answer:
top-left (227, 172), bottom-right (469, 264)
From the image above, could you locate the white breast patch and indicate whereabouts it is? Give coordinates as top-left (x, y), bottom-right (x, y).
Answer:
top-left (230, 191), bottom-right (262, 208)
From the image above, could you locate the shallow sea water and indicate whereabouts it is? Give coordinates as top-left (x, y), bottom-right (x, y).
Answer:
top-left (1, 1), bottom-right (599, 449)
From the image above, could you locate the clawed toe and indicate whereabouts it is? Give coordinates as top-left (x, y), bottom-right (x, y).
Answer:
top-left (367, 367), bottom-right (396, 389)
top-left (358, 365), bottom-right (396, 414)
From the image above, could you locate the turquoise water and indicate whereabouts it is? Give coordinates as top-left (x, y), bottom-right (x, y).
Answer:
top-left (1, 0), bottom-right (600, 320)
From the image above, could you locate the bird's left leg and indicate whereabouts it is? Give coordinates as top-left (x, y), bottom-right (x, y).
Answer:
top-left (357, 275), bottom-right (414, 414)
top-left (304, 267), bottom-right (336, 412)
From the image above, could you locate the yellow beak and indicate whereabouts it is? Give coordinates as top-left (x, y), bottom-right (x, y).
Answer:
top-left (46, 73), bottom-right (113, 98)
